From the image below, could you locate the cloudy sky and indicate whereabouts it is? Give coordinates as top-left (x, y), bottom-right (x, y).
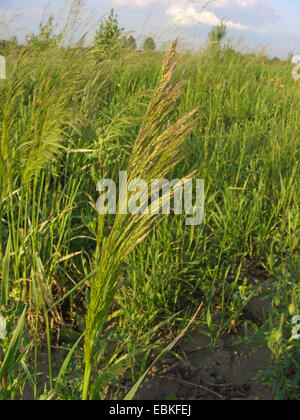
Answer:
top-left (1, 0), bottom-right (300, 58)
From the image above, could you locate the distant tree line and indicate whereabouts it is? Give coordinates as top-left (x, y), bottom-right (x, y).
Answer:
top-left (93, 9), bottom-right (156, 59)
top-left (1, 11), bottom-right (290, 65)
top-left (0, 8), bottom-right (158, 60)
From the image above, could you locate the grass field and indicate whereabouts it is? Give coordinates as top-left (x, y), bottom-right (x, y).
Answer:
top-left (0, 12), bottom-right (299, 400)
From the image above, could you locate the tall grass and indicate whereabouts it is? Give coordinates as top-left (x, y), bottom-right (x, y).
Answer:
top-left (0, 9), bottom-right (299, 399)
top-left (82, 40), bottom-right (198, 399)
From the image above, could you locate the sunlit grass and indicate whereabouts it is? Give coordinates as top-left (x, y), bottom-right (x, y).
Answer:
top-left (0, 15), bottom-right (299, 400)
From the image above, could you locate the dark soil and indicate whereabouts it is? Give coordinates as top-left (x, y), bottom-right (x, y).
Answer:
top-left (136, 329), bottom-right (273, 400)
top-left (136, 297), bottom-right (274, 400)
top-left (23, 296), bottom-right (274, 400)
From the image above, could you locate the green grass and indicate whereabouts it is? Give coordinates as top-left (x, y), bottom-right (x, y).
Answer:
top-left (0, 22), bottom-right (299, 400)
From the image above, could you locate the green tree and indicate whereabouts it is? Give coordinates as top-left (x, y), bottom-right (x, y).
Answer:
top-left (8, 36), bottom-right (18, 47)
top-left (126, 35), bottom-right (137, 50)
top-left (143, 37), bottom-right (156, 51)
top-left (208, 21), bottom-right (227, 50)
top-left (93, 9), bottom-right (124, 59)
top-left (25, 15), bottom-right (62, 50)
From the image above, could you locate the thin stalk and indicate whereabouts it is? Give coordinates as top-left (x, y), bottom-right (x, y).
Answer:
top-left (82, 356), bottom-right (92, 401)
top-left (82, 40), bottom-right (199, 400)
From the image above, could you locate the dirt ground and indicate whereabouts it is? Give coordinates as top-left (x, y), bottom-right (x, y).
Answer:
top-left (136, 297), bottom-right (274, 401)
top-left (22, 296), bottom-right (274, 400)
top-left (136, 330), bottom-right (273, 400)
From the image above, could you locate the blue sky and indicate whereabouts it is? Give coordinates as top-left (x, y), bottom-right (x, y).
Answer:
top-left (1, 0), bottom-right (300, 58)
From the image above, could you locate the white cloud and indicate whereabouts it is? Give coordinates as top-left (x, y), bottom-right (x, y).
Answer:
top-left (111, 0), bottom-right (281, 29)
top-left (111, 0), bottom-right (160, 6)
top-left (212, 0), bottom-right (281, 24)
top-left (213, 0), bottom-right (275, 10)
top-left (167, 5), bottom-right (254, 31)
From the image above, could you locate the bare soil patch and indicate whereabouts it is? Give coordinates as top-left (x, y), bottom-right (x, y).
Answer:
top-left (137, 329), bottom-right (273, 400)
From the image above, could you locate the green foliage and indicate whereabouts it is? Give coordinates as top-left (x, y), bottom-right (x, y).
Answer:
top-left (143, 37), bottom-right (156, 51)
top-left (126, 35), bottom-right (137, 50)
top-left (0, 5), bottom-right (299, 400)
top-left (82, 40), bottom-right (198, 400)
top-left (93, 9), bottom-right (125, 59)
top-left (25, 16), bottom-right (62, 50)
top-left (0, 306), bottom-right (31, 400)
top-left (207, 21), bottom-right (228, 51)
top-left (256, 256), bottom-right (300, 399)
